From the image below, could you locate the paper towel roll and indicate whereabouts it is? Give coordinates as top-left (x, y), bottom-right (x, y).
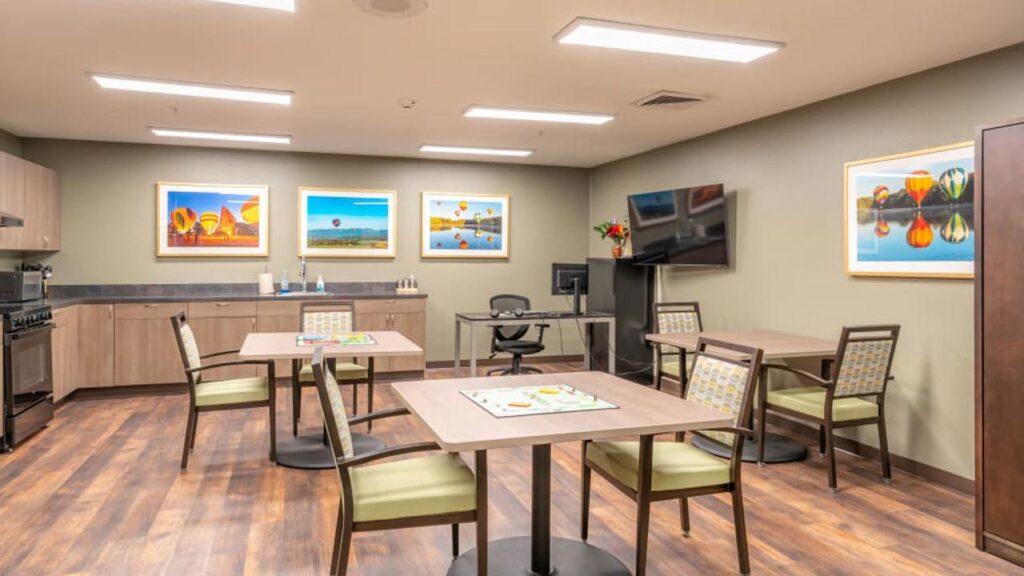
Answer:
top-left (258, 272), bottom-right (275, 295)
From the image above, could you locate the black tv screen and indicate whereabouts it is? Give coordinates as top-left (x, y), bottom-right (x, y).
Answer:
top-left (627, 184), bottom-right (728, 266)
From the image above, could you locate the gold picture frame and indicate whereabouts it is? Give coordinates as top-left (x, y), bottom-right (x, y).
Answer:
top-left (297, 187), bottom-right (397, 259)
top-left (156, 181), bottom-right (269, 258)
top-left (421, 191), bottom-right (510, 259)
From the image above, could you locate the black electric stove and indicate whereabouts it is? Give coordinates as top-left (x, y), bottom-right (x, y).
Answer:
top-left (2, 300), bottom-right (54, 450)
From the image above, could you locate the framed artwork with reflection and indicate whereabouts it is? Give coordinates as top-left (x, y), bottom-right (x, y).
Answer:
top-left (298, 187), bottom-right (397, 258)
top-left (157, 182), bottom-right (269, 257)
top-left (421, 192), bottom-right (509, 259)
top-left (844, 141), bottom-right (974, 278)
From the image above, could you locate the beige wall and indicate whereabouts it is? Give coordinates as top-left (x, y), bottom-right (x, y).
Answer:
top-left (21, 139), bottom-right (591, 362)
top-left (590, 44), bottom-right (1024, 480)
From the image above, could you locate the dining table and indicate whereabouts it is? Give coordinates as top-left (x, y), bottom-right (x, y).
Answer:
top-left (391, 371), bottom-right (731, 576)
top-left (238, 330), bottom-right (422, 470)
top-left (646, 329), bottom-right (838, 463)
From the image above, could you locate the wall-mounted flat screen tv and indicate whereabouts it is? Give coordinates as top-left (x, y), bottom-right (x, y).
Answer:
top-left (627, 184), bottom-right (728, 266)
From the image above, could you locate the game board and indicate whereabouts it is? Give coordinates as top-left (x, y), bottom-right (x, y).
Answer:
top-left (295, 333), bottom-right (376, 347)
top-left (460, 384), bottom-right (618, 418)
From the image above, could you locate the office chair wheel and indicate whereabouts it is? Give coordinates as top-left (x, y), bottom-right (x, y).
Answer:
top-left (518, 365), bottom-right (542, 374)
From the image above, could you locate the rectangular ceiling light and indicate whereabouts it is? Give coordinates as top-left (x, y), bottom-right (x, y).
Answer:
top-left (91, 74), bottom-right (292, 105)
top-left (419, 144), bottom-right (533, 158)
top-left (555, 17), bottom-right (782, 63)
top-left (464, 106), bottom-right (614, 125)
top-left (206, 0), bottom-right (295, 11)
top-left (151, 128), bottom-right (291, 144)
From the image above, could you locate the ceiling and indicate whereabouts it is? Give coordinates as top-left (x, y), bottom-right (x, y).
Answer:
top-left (1, 0), bottom-right (1023, 168)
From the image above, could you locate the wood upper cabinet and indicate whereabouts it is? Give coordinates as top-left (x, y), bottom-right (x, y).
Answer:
top-left (113, 303), bottom-right (187, 386)
top-left (52, 306), bottom-right (78, 402)
top-left (187, 301), bottom-right (258, 381)
top-left (21, 161), bottom-right (60, 251)
top-left (77, 304), bottom-right (115, 388)
top-left (354, 298), bottom-right (426, 373)
top-left (0, 152), bottom-right (26, 249)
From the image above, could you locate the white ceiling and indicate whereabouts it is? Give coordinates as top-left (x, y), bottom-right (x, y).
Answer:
top-left (1, 0), bottom-right (1023, 168)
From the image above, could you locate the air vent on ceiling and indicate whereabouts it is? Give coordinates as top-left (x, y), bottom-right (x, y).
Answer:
top-left (631, 91), bottom-right (707, 109)
top-left (353, 0), bottom-right (428, 18)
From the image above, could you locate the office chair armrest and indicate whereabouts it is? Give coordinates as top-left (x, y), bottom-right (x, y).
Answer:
top-left (535, 322), bottom-right (549, 339)
top-left (200, 349), bottom-right (241, 359)
top-left (339, 442), bottom-right (442, 468)
top-left (347, 407), bottom-right (410, 426)
top-left (762, 363), bottom-right (832, 388)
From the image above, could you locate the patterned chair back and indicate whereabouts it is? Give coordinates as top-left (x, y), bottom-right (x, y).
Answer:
top-left (832, 325), bottom-right (900, 398)
top-left (684, 338), bottom-right (763, 449)
top-left (311, 347), bottom-right (356, 462)
top-left (301, 302), bottom-right (356, 335)
top-left (654, 302), bottom-right (702, 353)
top-left (170, 312), bottom-right (203, 386)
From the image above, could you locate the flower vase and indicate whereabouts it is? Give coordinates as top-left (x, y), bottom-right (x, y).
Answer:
top-left (611, 244), bottom-right (623, 258)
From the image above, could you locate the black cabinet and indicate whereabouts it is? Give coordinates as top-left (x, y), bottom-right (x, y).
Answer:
top-left (586, 257), bottom-right (654, 384)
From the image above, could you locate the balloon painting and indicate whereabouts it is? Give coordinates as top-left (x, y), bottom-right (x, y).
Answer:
top-left (159, 183), bottom-right (268, 257)
top-left (299, 188), bottom-right (396, 258)
top-left (845, 142), bottom-right (974, 278)
top-left (422, 192), bottom-right (509, 259)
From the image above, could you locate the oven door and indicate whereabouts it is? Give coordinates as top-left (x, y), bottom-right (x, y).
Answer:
top-left (5, 324), bottom-right (54, 413)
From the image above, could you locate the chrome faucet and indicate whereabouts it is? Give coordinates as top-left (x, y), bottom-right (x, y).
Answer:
top-left (299, 256), bottom-right (307, 293)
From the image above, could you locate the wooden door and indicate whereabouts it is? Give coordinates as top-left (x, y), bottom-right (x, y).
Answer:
top-left (0, 152), bottom-right (26, 249)
top-left (389, 311), bottom-right (426, 372)
top-left (52, 306), bottom-right (77, 401)
top-left (978, 119), bottom-right (1024, 554)
top-left (77, 304), bottom-right (115, 388)
top-left (189, 316), bottom-right (258, 381)
top-left (113, 303), bottom-right (187, 386)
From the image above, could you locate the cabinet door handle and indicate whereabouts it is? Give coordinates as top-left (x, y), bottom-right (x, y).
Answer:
top-left (216, 302), bottom-right (230, 307)
top-left (108, 305), bottom-right (113, 319)
top-left (144, 304), bottom-right (160, 308)
top-left (385, 299), bottom-right (396, 304)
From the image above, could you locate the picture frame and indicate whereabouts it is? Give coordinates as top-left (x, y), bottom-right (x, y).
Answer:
top-left (298, 187), bottom-right (397, 258)
top-left (421, 192), bottom-right (510, 259)
top-left (156, 182), bottom-right (269, 258)
top-left (844, 141), bottom-right (975, 278)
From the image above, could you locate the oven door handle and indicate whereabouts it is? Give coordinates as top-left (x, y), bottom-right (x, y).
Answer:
top-left (11, 324), bottom-right (54, 341)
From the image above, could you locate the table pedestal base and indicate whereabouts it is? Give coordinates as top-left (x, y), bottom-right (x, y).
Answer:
top-left (692, 432), bottom-right (807, 464)
top-left (275, 432), bottom-right (384, 469)
top-left (447, 536), bottom-right (629, 576)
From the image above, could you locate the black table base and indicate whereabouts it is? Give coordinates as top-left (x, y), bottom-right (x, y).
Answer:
top-left (692, 432), bottom-right (807, 464)
top-left (275, 432), bottom-right (384, 470)
top-left (447, 536), bottom-right (629, 576)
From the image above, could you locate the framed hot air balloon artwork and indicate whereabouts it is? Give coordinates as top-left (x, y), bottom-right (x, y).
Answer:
top-left (156, 182), bottom-right (269, 257)
top-left (844, 141), bottom-right (974, 278)
top-left (421, 191), bottom-right (509, 259)
top-left (297, 187), bottom-right (397, 258)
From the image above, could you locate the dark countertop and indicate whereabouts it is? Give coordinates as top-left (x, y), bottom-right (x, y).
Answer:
top-left (45, 282), bottom-right (426, 309)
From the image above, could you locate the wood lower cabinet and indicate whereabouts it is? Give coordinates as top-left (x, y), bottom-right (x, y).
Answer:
top-left (187, 301), bottom-right (258, 381)
top-left (77, 304), bottom-right (115, 388)
top-left (354, 298), bottom-right (426, 373)
top-left (256, 301), bottom-right (301, 376)
top-left (113, 303), bottom-right (187, 386)
top-left (52, 306), bottom-right (78, 401)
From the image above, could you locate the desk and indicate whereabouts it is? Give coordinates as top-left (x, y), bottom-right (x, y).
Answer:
top-left (453, 312), bottom-right (615, 377)
top-left (392, 371), bottom-right (730, 576)
top-left (239, 331), bottom-right (422, 470)
top-left (646, 330), bottom-right (838, 464)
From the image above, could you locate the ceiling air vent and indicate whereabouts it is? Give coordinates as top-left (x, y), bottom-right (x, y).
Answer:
top-left (631, 91), bottom-right (707, 109)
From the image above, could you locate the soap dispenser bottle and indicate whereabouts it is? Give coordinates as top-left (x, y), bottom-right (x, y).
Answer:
top-left (280, 269), bottom-right (290, 294)
top-left (316, 275), bottom-right (325, 293)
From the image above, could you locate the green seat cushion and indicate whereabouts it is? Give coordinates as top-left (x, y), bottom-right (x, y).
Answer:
top-left (298, 362), bottom-right (368, 383)
top-left (195, 376), bottom-right (269, 407)
top-left (767, 386), bottom-right (879, 421)
top-left (351, 453), bottom-right (476, 523)
top-left (586, 440), bottom-right (731, 492)
top-left (660, 357), bottom-right (695, 379)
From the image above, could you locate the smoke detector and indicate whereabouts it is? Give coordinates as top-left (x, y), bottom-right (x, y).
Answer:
top-left (353, 0), bottom-right (428, 18)
top-left (631, 90), bottom-right (708, 109)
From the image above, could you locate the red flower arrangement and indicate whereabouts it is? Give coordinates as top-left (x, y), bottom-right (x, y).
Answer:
top-left (594, 218), bottom-right (630, 257)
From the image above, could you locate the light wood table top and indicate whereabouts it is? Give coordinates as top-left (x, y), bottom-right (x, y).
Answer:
top-left (391, 371), bottom-right (732, 452)
top-left (646, 329), bottom-right (837, 360)
top-left (238, 331), bottom-right (422, 360)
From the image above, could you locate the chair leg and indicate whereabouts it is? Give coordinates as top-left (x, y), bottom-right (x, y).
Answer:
top-left (824, 420), bottom-right (838, 492)
top-left (451, 523), bottom-right (459, 557)
top-left (818, 426), bottom-right (826, 457)
top-left (732, 487), bottom-right (751, 575)
top-left (189, 411), bottom-right (199, 451)
top-left (756, 401), bottom-right (767, 467)
top-left (352, 383), bottom-right (359, 417)
top-left (291, 377), bottom-right (301, 437)
top-left (180, 407), bottom-right (195, 471)
top-left (636, 493), bottom-right (652, 576)
top-left (269, 402), bottom-right (277, 464)
top-left (366, 379), bottom-right (375, 433)
top-left (878, 416), bottom-right (892, 484)
top-left (580, 443), bottom-right (591, 541)
top-left (331, 498), bottom-right (353, 576)
top-left (679, 497), bottom-right (690, 536)
top-left (475, 450), bottom-right (488, 576)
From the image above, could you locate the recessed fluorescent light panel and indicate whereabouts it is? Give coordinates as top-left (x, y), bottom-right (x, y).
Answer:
top-left (555, 17), bottom-right (782, 63)
top-left (206, 0), bottom-right (295, 11)
top-left (419, 144), bottom-right (533, 158)
top-left (464, 106), bottom-right (614, 125)
top-left (91, 74), bottom-right (292, 105)
top-left (151, 128), bottom-right (291, 145)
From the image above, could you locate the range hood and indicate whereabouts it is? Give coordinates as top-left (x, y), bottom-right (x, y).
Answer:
top-left (0, 212), bottom-right (24, 227)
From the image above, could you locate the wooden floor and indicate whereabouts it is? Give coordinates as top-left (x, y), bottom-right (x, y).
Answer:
top-left (1, 362), bottom-right (1019, 576)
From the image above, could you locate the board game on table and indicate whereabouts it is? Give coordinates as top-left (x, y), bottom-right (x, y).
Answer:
top-left (295, 333), bottom-right (377, 347)
top-left (460, 384), bottom-right (618, 418)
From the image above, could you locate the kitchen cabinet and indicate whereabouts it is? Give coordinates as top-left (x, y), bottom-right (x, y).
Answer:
top-left (0, 151), bottom-right (26, 249)
top-left (52, 306), bottom-right (78, 401)
top-left (354, 298), bottom-right (426, 373)
top-left (256, 300), bottom-right (301, 376)
top-left (77, 304), bottom-right (115, 388)
top-left (21, 161), bottom-right (60, 251)
top-left (113, 303), bottom-right (187, 386)
top-left (187, 301), bottom-right (258, 381)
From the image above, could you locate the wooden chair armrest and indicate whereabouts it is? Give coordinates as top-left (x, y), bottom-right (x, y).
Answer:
top-left (185, 359), bottom-right (274, 374)
top-left (762, 363), bottom-right (832, 387)
top-left (200, 349), bottom-right (241, 359)
top-left (347, 407), bottom-right (410, 426)
top-left (340, 442), bottom-right (441, 468)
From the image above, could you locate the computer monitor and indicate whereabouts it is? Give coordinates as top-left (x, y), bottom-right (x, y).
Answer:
top-left (551, 263), bottom-right (588, 315)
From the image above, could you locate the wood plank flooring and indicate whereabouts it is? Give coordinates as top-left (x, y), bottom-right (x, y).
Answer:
top-left (0, 362), bottom-right (1019, 575)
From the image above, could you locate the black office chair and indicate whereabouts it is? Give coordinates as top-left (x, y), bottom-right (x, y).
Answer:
top-left (487, 294), bottom-right (548, 375)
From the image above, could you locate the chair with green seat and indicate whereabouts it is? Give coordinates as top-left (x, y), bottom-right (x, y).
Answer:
top-left (581, 337), bottom-right (764, 576)
top-left (652, 301), bottom-right (703, 391)
top-left (292, 301), bottom-right (372, 436)
top-left (170, 312), bottom-right (276, 471)
top-left (757, 325), bottom-right (900, 492)
top-left (310, 347), bottom-right (488, 576)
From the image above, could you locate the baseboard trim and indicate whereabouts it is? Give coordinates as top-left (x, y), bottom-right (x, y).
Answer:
top-left (426, 354), bottom-right (584, 369)
top-left (766, 413), bottom-right (974, 494)
top-left (981, 533), bottom-right (1024, 567)
top-left (69, 383), bottom-right (187, 399)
